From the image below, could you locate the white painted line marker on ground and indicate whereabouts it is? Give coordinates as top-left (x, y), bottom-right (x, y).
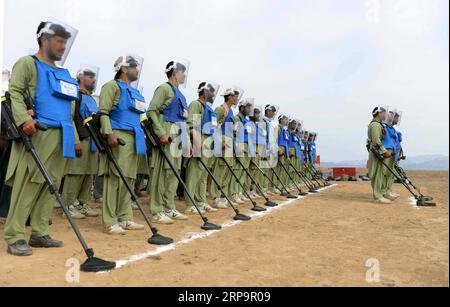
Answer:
top-left (97, 184), bottom-right (338, 274)
top-left (408, 196), bottom-right (421, 210)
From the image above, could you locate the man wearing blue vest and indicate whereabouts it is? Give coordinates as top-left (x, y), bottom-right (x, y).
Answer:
top-left (394, 111), bottom-right (404, 163)
top-left (275, 114), bottom-right (290, 190)
top-left (184, 82), bottom-right (221, 213)
top-left (287, 119), bottom-right (302, 188)
top-left (61, 67), bottom-right (100, 219)
top-left (235, 99), bottom-right (256, 202)
top-left (249, 106), bottom-right (268, 197)
top-left (210, 87), bottom-right (244, 207)
top-left (263, 105), bottom-right (279, 194)
top-left (367, 106), bottom-right (392, 204)
top-left (295, 127), bottom-right (306, 181)
top-left (147, 60), bottom-right (192, 224)
top-left (381, 109), bottom-right (400, 201)
top-left (3, 20), bottom-right (82, 256)
top-left (312, 133), bottom-right (318, 166)
top-left (98, 55), bottom-right (146, 234)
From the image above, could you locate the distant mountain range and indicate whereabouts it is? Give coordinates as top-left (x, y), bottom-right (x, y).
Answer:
top-left (321, 155), bottom-right (449, 171)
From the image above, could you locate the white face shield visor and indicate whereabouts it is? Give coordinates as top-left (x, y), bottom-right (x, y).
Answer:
top-left (278, 114), bottom-right (289, 126)
top-left (252, 105), bottom-right (263, 120)
top-left (37, 17), bottom-right (78, 67)
top-left (385, 107), bottom-right (397, 126)
top-left (166, 59), bottom-right (190, 89)
top-left (221, 86), bottom-right (245, 109)
top-left (264, 104), bottom-right (280, 120)
top-left (115, 54), bottom-right (144, 89)
top-left (393, 110), bottom-right (403, 127)
top-left (77, 65), bottom-right (100, 93)
top-left (373, 104), bottom-right (389, 122)
top-left (239, 98), bottom-right (255, 117)
top-left (198, 81), bottom-right (220, 106)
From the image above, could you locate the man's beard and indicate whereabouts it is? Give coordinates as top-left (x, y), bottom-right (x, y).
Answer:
top-left (85, 83), bottom-right (96, 93)
top-left (126, 72), bottom-right (138, 83)
top-left (46, 48), bottom-right (63, 62)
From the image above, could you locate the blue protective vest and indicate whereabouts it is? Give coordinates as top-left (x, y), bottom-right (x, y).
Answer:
top-left (162, 83), bottom-right (189, 150)
top-left (381, 124), bottom-right (398, 151)
top-left (307, 141), bottom-right (314, 163)
top-left (236, 114), bottom-right (249, 144)
top-left (397, 131), bottom-right (403, 149)
top-left (109, 81), bottom-right (147, 156)
top-left (236, 114), bottom-right (255, 157)
top-left (79, 93), bottom-right (99, 152)
top-left (256, 121), bottom-right (268, 146)
top-left (221, 109), bottom-right (236, 141)
top-left (162, 83), bottom-right (188, 123)
top-left (311, 141), bottom-right (317, 164)
top-left (301, 140), bottom-right (308, 164)
top-left (296, 135), bottom-right (305, 164)
top-left (33, 57), bottom-right (78, 159)
top-left (254, 121), bottom-right (269, 157)
top-left (201, 103), bottom-right (221, 155)
top-left (201, 103), bottom-right (217, 136)
top-left (278, 126), bottom-right (290, 157)
top-left (288, 131), bottom-right (303, 159)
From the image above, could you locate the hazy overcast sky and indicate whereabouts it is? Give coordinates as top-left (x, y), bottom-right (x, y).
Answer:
top-left (1, 0), bottom-right (449, 162)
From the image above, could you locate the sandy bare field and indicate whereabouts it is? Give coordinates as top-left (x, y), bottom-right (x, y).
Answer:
top-left (0, 171), bottom-right (448, 287)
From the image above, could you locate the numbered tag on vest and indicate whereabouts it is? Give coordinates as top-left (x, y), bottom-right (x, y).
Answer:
top-left (211, 116), bottom-right (218, 128)
top-left (60, 80), bottom-right (78, 98)
top-left (262, 130), bottom-right (267, 137)
top-left (135, 99), bottom-right (146, 113)
top-left (247, 125), bottom-right (253, 134)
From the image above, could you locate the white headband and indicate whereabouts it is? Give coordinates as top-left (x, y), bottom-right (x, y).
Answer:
top-left (36, 23), bottom-right (55, 39)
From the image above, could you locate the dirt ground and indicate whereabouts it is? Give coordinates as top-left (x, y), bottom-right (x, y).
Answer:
top-left (0, 171), bottom-right (448, 287)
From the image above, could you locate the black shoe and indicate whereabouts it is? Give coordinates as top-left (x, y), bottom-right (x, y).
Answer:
top-left (7, 240), bottom-right (33, 256)
top-left (29, 235), bottom-right (64, 248)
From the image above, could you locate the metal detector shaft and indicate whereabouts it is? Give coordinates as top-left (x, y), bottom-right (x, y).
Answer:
top-left (234, 155), bottom-right (271, 202)
top-left (196, 157), bottom-right (249, 219)
top-left (294, 161), bottom-right (322, 188)
top-left (141, 120), bottom-right (220, 229)
top-left (220, 156), bottom-right (263, 210)
top-left (286, 159), bottom-right (318, 190)
top-left (84, 119), bottom-right (161, 236)
top-left (278, 159), bottom-right (307, 194)
top-left (250, 160), bottom-right (285, 195)
top-left (2, 100), bottom-right (93, 258)
top-left (271, 161), bottom-right (296, 195)
top-left (306, 163), bottom-right (328, 186)
top-left (371, 148), bottom-right (420, 200)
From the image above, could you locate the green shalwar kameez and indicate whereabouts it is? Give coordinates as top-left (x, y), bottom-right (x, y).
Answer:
top-left (368, 119), bottom-right (389, 200)
top-left (146, 82), bottom-right (185, 214)
top-left (210, 105), bottom-right (236, 199)
top-left (62, 94), bottom-right (99, 206)
top-left (3, 56), bottom-right (80, 245)
top-left (184, 99), bottom-right (214, 207)
top-left (98, 79), bottom-right (141, 227)
top-left (234, 113), bottom-right (252, 193)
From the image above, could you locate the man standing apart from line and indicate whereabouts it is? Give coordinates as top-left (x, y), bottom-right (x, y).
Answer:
top-left (367, 106), bottom-right (393, 204)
